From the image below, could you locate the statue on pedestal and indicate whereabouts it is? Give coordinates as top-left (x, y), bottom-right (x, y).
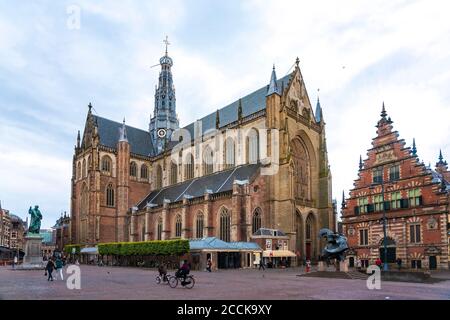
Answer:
top-left (319, 228), bottom-right (349, 263)
top-left (28, 205), bottom-right (43, 234)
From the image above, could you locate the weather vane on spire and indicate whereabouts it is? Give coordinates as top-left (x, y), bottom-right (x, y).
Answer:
top-left (163, 35), bottom-right (170, 55)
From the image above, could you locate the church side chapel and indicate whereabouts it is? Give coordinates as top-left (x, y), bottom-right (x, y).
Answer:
top-left (70, 40), bottom-right (335, 267)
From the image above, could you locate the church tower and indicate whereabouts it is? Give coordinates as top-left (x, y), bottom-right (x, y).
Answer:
top-left (149, 37), bottom-right (179, 155)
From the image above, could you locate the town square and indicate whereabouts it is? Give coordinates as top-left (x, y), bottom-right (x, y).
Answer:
top-left (0, 0), bottom-right (449, 305)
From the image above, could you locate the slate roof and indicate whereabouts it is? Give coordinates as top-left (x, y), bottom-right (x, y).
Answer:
top-left (89, 71), bottom-right (293, 155)
top-left (189, 237), bottom-right (262, 251)
top-left (93, 115), bottom-right (154, 157)
top-left (137, 163), bottom-right (260, 209)
top-left (183, 74), bottom-right (292, 139)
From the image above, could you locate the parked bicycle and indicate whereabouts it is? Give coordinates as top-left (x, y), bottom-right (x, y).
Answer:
top-left (168, 274), bottom-right (195, 289)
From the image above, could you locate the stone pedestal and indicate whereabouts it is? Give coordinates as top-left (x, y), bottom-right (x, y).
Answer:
top-left (20, 234), bottom-right (44, 269)
top-left (318, 261), bottom-right (325, 271)
top-left (339, 261), bottom-right (349, 272)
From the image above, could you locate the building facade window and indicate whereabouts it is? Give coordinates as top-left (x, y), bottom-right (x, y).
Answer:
top-left (77, 162), bottom-right (81, 180)
top-left (130, 162), bottom-right (137, 177)
top-left (82, 159), bottom-right (87, 178)
top-left (358, 197), bottom-right (369, 214)
top-left (408, 188), bottom-right (421, 207)
top-left (106, 184), bottom-right (115, 207)
top-left (373, 167), bottom-right (383, 184)
top-left (203, 146), bottom-right (214, 175)
top-left (195, 213), bottom-right (204, 239)
top-left (155, 165), bottom-right (163, 189)
top-left (184, 153), bottom-right (194, 180)
top-left (101, 156), bottom-right (112, 173)
top-left (410, 224), bottom-right (421, 243)
top-left (170, 161), bottom-right (178, 185)
top-left (252, 208), bottom-right (262, 234)
top-left (411, 259), bottom-right (422, 269)
top-left (373, 194), bottom-right (383, 211)
top-left (291, 138), bottom-right (311, 200)
top-left (306, 215), bottom-right (313, 240)
top-left (247, 129), bottom-right (259, 164)
top-left (224, 137), bottom-right (235, 169)
top-left (389, 165), bottom-right (400, 181)
top-left (175, 215), bottom-right (182, 238)
top-left (157, 217), bottom-right (163, 240)
top-left (390, 191), bottom-right (401, 209)
top-left (219, 208), bottom-right (230, 242)
top-left (141, 164), bottom-right (148, 179)
top-left (359, 229), bottom-right (369, 246)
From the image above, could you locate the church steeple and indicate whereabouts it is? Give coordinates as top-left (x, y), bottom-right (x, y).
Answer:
top-left (149, 36), bottom-right (179, 154)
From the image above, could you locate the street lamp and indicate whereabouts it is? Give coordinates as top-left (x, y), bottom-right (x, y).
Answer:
top-left (370, 164), bottom-right (389, 272)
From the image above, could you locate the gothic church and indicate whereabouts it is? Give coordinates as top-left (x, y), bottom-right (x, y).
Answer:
top-left (70, 44), bottom-right (334, 263)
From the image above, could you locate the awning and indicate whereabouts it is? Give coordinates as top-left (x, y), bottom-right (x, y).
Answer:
top-left (263, 250), bottom-right (296, 258)
top-left (80, 247), bottom-right (98, 254)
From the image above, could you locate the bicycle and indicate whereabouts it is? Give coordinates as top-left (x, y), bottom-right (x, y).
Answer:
top-left (155, 273), bottom-right (171, 285)
top-left (168, 274), bottom-right (195, 289)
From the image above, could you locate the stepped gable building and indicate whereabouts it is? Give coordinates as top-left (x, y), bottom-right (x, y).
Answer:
top-left (71, 43), bottom-right (334, 264)
top-left (341, 105), bottom-right (449, 269)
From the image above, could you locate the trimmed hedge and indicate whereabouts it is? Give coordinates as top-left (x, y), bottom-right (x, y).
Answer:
top-left (97, 239), bottom-right (189, 256)
top-left (64, 244), bottom-right (81, 254)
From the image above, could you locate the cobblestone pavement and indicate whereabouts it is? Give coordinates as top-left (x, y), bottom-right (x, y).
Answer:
top-left (0, 265), bottom-right (449, 300)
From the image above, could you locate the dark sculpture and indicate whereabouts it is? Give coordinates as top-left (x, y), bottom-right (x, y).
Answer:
top-left (28, 205), bottom-right (43, 234)
top-left (319, 228), bottom-right (349, 262)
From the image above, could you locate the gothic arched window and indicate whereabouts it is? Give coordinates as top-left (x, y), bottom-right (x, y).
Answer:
top-left (184, 153), bottom-right (194, 180)
top-left (219, 207), bottom-right (230, 242)
top-left (170, 161), bottom-right (178, 184)
top-left (252, 208), bottom-right (262, 234)
top-left (291, 138), bottom-right (310, 200)
top-left (141, 164), bottom-right (148, 179)
top-left (106, 184), bottom-right (115, 207)
top-left (224, 137), bottom-right (235, 169)
top-left (175, 214), bottom-right (182, 238)
top-left (306, 214), bottom-right (313, 240)
top-left (196, 213), bottom-right (204, 239)
top-left (203, 146), bottom-right (214, 175)
top-left (82, 159), bottom-right (87, 178)
top-left (155, 164), bottom-right (163, 189)
top-left (246, 129), bottom-right (259, 164)
top-left (130, 162), bottom-right (137, 177)
top-left (101, 156), bottom-right (112, 173)
top-left (157, 216), bottom-right (163, 240)
top-left (77, 162), bottom-right (81, 180)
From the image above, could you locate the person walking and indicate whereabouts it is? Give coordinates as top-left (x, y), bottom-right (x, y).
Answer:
top-left (45, 258), bottom-right (56, 281)
top-left (258, 259), bottom-right (265, 270)
top-left (55, 257), bottom-right (64, 280)
top-left (356, 258), bottom-right (362, 271)
top-left (206, 258), bottom-right (212, 272)
top-left (12, 255), bottom-right (17, 269)
top-left (305, 260), bottom-right (311, 273)
top-left (396, 258), bottom-right (402, 271)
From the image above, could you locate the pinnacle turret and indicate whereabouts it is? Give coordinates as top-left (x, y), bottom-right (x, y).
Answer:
top-left (266, 65), bottom-right (280, 96)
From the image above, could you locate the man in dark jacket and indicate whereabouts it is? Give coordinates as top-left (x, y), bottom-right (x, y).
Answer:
top-left (46, 258), bottom-right (55, 281)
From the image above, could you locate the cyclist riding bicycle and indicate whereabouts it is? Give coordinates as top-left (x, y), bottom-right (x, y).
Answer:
top-left (176, 260), bottom-right (190, 281)
top-left (158, 263), bottom-right (168, 282)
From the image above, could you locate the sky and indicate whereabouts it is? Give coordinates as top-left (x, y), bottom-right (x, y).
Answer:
top-left (0, 0), bottom-right (449, 228)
